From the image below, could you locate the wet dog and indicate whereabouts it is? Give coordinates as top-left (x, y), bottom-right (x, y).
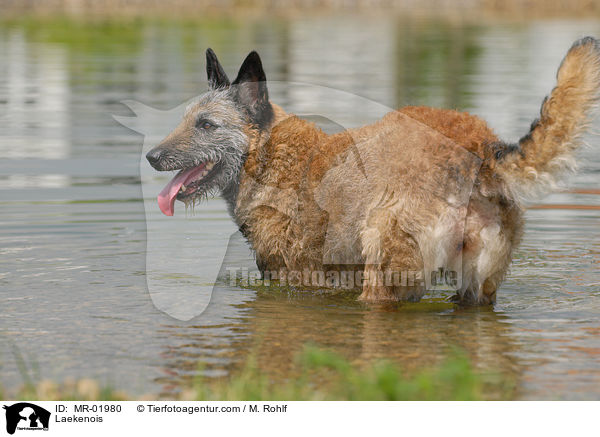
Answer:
top-left (147, 38), bottom-right (600, 304)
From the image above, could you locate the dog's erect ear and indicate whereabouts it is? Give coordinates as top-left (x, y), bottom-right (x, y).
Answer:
top-left (206, 48), bottom-right (230, 89)
top-left (232, 51), bottom-right (273, 129)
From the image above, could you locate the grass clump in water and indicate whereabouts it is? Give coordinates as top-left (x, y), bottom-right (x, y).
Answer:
top-left (194, 345), bottom-right (512, 401)
top-left (1, 345), bottom-right (513, 401)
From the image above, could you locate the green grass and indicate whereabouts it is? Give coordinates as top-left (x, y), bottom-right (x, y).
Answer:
top-left (0, 344), bottom-right (514, 401)
top-left (194, 345), bottom-right (513, 401)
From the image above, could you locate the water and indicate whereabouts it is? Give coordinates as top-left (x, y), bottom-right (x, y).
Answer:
top-left (1, 16), bottom-right (599, 400)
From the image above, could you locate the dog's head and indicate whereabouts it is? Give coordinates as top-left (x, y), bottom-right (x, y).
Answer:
top-left (146, 49), bottom-right (273, 216)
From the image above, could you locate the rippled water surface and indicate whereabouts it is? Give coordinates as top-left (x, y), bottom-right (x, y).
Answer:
top-left (1, 16), bottom-right (599, 399)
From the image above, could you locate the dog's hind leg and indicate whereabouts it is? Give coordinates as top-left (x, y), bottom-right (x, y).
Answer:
top-left (358, 207), bottom-right (424, 302)
top-left (458, 223), bottom-right (514, 305)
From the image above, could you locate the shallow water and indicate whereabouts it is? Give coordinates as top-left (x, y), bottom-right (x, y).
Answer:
top-left (0, 16), bottom-right (599, 400)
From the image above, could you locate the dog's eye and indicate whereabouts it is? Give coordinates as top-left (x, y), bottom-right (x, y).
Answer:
top-left (198, 120), bottom-right (215, 130)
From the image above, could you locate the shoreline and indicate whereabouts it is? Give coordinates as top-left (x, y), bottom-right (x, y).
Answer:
top-left (1, 0), bottom-right (600, 21)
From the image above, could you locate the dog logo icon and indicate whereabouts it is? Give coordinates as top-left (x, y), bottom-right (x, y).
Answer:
top-left (3, 403), bottom-right (50, 434)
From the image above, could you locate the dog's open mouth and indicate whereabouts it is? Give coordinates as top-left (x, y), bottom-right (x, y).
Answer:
top-left (157, 161), bottom-right (219, 216)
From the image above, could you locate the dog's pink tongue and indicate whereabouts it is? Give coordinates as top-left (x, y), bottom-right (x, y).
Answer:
top-left (157, 165), bottom-right (205, 216)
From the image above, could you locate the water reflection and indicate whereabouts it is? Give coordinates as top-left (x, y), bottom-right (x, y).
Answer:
top-left (156, 285), bottom-right (522, 399)
top-left (149, 231), bottom-right (521, 398)
top-left (0, 29), bottom-right (70, 188)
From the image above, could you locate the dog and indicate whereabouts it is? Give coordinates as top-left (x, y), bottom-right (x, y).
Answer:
top-left (146, 38), bottom-right (600, 304)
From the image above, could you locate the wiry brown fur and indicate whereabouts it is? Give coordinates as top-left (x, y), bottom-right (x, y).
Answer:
top-left (237, 108), bottom-right (519, 303)
top-left (499, 37), bottom-right (600, 200)
top-left (149, 38), bottom-right (600, 304)
top-left (235, 38), bottom-right (600, 304)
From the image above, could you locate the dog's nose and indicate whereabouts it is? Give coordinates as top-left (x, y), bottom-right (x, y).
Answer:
top-left (146, 148), bottom-right (164, 169)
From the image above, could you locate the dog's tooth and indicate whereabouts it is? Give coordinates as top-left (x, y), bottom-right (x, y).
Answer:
top-left (181, 185), bottom-right (187, 192)
top-left (206, 162), bottom-right (214, 170)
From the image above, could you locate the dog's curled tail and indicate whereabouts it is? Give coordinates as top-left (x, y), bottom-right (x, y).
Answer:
top-left (498, 36), bottom-right (600, 199)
